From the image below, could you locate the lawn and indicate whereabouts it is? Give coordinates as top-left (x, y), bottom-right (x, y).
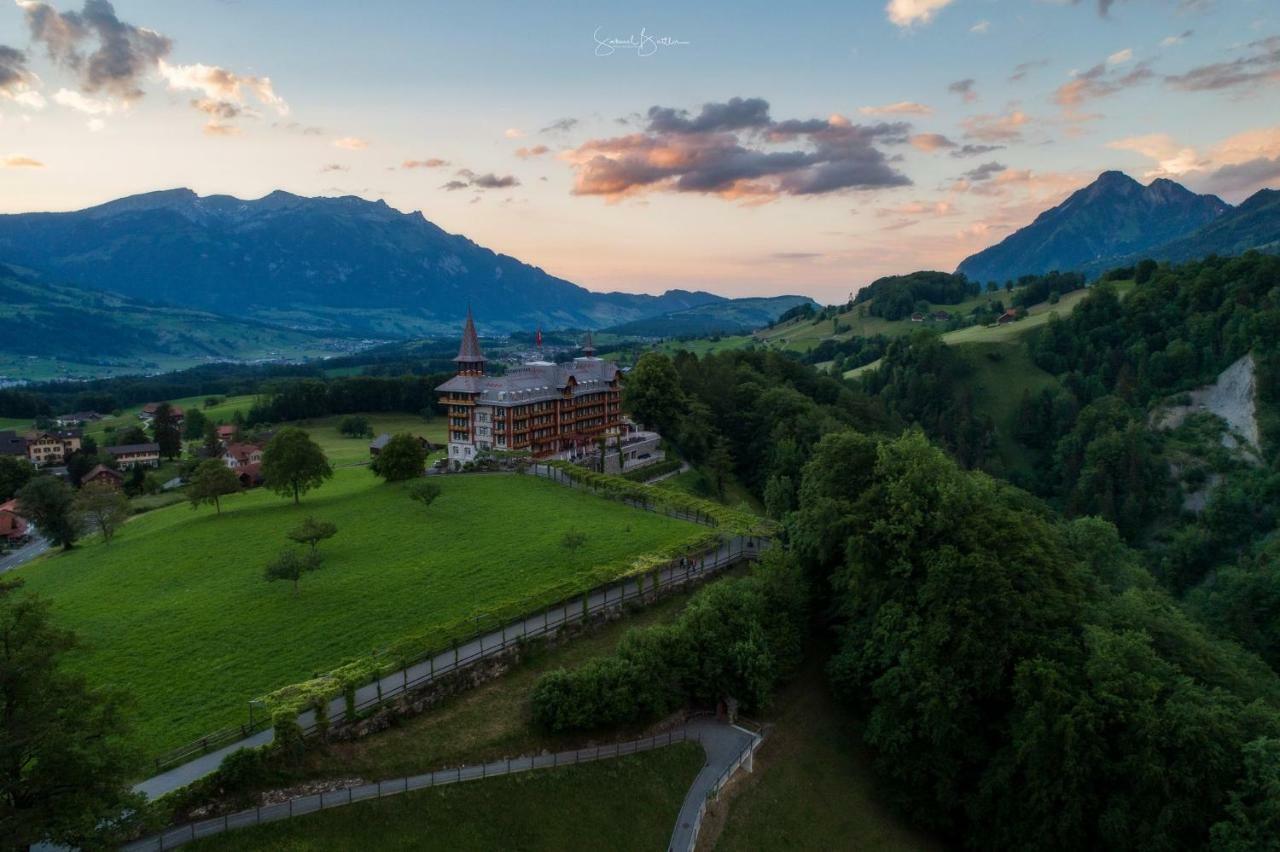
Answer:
top-left (187, 743), bottom-right (703, 852)
top-left (284, 413), bottom-right (446, 466)
top-left (84, 394), bottom-right (261, 445)
top-left (14, 469), bottom-right (705, 757)
top-left (710, 661), bottom-right (941, 852)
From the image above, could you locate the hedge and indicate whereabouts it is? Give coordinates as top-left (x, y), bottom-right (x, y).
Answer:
top-left (621, 458), bottom-right (683, 482)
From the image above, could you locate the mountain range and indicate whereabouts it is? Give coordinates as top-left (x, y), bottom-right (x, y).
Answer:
top-left (957, 171), bottom-right (1280, 283)
top-left (0, 189), bottom-right (794, 337)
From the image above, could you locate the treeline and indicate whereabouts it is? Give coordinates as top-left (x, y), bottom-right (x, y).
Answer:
top-left (246, 373), bottom-right (453, 424)
top-left (853, 271), bottom-right (979, 320)
top-left (531, 549), bottom-right (805, 732)
top-left (792, 430), bottom-right (1280, 849)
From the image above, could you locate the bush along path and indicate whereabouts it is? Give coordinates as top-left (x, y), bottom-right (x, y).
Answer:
top-left (124, 719), bottom-right (762, 851)
top-left (138, 533), bottom-right (771, 801)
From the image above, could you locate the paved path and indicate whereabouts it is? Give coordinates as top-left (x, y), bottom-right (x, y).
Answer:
top-left (669, 719), bottom-right (760, 852)
top-left (0, 533), bottom-right (49, 574)
top-left (134, 534), bottom-right (762, 802)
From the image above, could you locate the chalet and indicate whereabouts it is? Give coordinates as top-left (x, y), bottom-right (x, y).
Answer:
top-left (910, 312), bottom-right (926, 322)
top-left (0, 431), bottom-right (27, 458)
top-left (25, 430), bottom-right (82, 468)
top-left (222, 442), bottom-right (263, 469)
top-left (54, 411), bottom-right (102, 427)
top-left (996, 309), bottom-right (1019, 326)
top-left (82, 465), bottom-right (124, 489)
top-left (216, 424), bottom-right (238, 445)
top-left (139, 403), bottom-right (185, 426)
top-left (236, 463), bottom-right (264, 488)
top-left (0, 499), bottom-right (29, 544)
top-left (107, 443), bottom-right (161, 469)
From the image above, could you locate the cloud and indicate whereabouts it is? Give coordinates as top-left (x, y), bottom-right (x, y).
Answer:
top-left (85, 116), bottom-right (102, 131)
top-left (402, 158), bottom-right (449, 169)
top-left (320, 163), bottom-right (348, 173)
top-left (275, 121), bottom-right (325, 136)
top-left (0, 44), bottom-right (42, 108)
top-left (878, 200), bottom-right (957, 217)
top-left (562, 97), bottom-right (912, 202)
top-left (1009, 59), bottom-right (1050, 83)
top-left (19, 0), bottom-right (172, 100)
top-left (1110, 126), bottom-right (1280, 199)
top-left (770, 252), bottom-right (824, 260)
top-left (970, 20), bottom-right (990, 34)
top-left (859, 101), bottom-right (932, 116)
top-left (1165, 36), bottom-right (1280, 92)
top-left (158, 59), bottom-right (287, 133)
top-left (332, 136), bottom-right (368, 150)
top-left (881, 218), bottom-right (919, 231)
top-left (202, 122), bottom-right (238, 137)
top-left (910, 133), bottom-right (955, 152)
top-left (3, 153), bottom-right (44, 167)
top-left (962, 109), bottom-right (1031, 143)
top-left (948, 78), bottom-right (977, 102)
top-left (1161, 30), bottom-right (1193, 48)
top-left (514, 145), bottom-right (550, 159)
top-left (1054, 60), bottom-right (1154, 109)
top-left (446, 168), bottom-right (521, 191)
top-left (950, 143), bottom-right (1004, 158)
top-left (1107, 48), bottom-right (1133, 66)
top-left (52, 86), bottom-right (111, 113)
top-left (503, 127), bottom-right (524, 139)
top-left (961, 161), bottom-right (1007, 182)
top-left (886, 0), bottom-right (954, 27)
top-left (540, 117), bottom-right (578, 134)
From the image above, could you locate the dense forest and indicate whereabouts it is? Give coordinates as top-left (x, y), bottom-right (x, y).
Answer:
top-left (852, 271), bottom-right (980, 320)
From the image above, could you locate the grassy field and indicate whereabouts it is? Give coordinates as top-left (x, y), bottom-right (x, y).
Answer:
top-left (14, 470), bottom-right (704, 756)
top-left (80, 394), bottom-right (261, 444)
top-left (710, 662), bottom-right (941, 852)
top-left (187, 744), bottom-right (702, 852)
top-left (283, 413), bottom-right (446, 466)
top-left (959, 342), bottom-right (1061, 476)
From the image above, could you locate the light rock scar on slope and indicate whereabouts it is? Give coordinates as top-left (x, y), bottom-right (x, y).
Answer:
top-left (1154, 353), bottom-right (1261, 453)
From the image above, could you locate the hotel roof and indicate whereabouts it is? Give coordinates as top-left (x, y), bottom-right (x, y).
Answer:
top-left (437, 357), bottom-right (619, 405)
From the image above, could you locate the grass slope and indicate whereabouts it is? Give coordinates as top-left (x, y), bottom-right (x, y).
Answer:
top-left (14, 470), bottom-right (703, 756)
top-left (711, 662), bottom-right (940, 852)
top-left (187, 744), bottom-right (702, 852)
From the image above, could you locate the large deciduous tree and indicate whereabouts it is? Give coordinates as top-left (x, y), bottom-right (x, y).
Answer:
top-left (187, 459), bottom-right (241, 516)
top-left (0, 579), bottom-right (141, 848)
top-left (264, 548), bottom-right (324, 595)
top-left (16, 477), bottom-right (79, 550)
top-left (286, 516), bottom-right (337, 553)
top-left (370, 434), bottom-right (426, 482)
top-left (261, 427), bottom-right (332, 505)
top-left (623, 353), bottom-right (686, 437)
top-left (72, 481), bottom-right (129, 545)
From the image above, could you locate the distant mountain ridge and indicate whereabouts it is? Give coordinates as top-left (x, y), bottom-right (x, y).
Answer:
top-left (956, 171), bottom-right (1231, 283)
top-left (601, 295), bottom-right (817, 337)
top-left (0, 189), bottom-right (730, 336)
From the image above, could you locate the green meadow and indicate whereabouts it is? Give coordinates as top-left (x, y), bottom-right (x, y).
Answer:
top-left (15, 468), bottom-right (704, 758)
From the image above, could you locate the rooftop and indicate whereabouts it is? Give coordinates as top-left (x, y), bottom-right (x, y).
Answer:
top-left (437, 357), bottom-right (619, 404)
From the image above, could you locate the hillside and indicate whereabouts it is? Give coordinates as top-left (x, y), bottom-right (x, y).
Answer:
top-left (0, 189), bottom-right (725, 336)
top-left (957, 171), bottom-right (1228, 283)
top-left (602, 295), bottom-right (816, 337)
top-left (0, 265), bottom-right (359, 381)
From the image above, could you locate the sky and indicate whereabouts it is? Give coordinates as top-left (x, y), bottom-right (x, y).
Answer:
top-left (0, 0), bottom-right (1278, 304)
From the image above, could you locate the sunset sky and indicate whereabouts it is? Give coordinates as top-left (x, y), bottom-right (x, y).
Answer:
top-left (1, 0), bottom-right (1277, 303)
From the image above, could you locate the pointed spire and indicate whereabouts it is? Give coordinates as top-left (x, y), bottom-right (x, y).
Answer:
top-left (583, 330), bottom-right (595, 357)
top-left (455, 306), bottom-right (487, 374)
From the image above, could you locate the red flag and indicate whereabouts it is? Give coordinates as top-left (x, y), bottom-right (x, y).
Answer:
top-left (536, 327), bottom-right (542, 348)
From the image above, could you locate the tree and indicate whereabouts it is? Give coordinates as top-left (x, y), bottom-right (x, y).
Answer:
top-left (286, 516), bottom-right (337, 553)
top-left (705, 436), bottom-right (734, 500)
top-left (201, 420), bottom-right (223, 459)
top-left (72, 481), bottom-right (129, 545)
top-left (187, 459), bottom-right (240, 516)
top-left (264, 548), bottom-right (324, 595)
top-left (623, 353), bottom-right (686, 436)
top-left (116, 425), bottom-right (149, 446)
top-left (0, 455), bottom-right (33, 502)
top-left (369, 433), bottom-right (425, 482)
top-left (151, 402), bottom-right (182, 460)
top-left (0, 579), bottom-right (141, 848)
top-left (183, 407), bottom-right (208, 441)
top-left (16, 477), bottom-right (79, 550)
top-left (408, 480), bottom-right (441, 508)
top-left (339, 415), bottom-right (371, 438)
top-left (261, 427), bottom-right (332, 504)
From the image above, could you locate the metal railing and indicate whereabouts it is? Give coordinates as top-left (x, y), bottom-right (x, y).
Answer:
top-left (671, 726), bottom-right (764, 852)
top-left (128, 728), bottom-right (697, 851)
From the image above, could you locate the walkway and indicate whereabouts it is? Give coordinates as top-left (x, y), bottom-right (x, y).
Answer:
top-left (669, 719), bottom-right (761, 852)
top-left (135, 534), bottom-right (763, 802)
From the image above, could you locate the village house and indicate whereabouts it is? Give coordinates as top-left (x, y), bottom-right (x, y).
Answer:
top-left (435, 311), bottom-right (622, 467)
top-left (82, 465), bottom-right (124, 489)
top-left (139, 403), bottom-right (185, 427)
top-left (996, 308), bottom-right (1020, 326)
top-left (53, 411), bottom-right (103, 427)
top-left (107, 443), bottom-right (161, 469)
top-left (216, 424), bottom-right (237, 445)
top-left (25, 430), bottom-right (82, 468)
top-left (222, 442), bottom-right (263, 469)
top-left (0, 499), bottom-right (29, 545)
top-left (910, 312), bottom-right (926, 322)
top-left (0, 431), bottom-right (28, 458)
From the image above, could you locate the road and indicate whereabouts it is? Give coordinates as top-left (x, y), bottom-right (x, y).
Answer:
top-left (0, 533), bottom-right (49, 574)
